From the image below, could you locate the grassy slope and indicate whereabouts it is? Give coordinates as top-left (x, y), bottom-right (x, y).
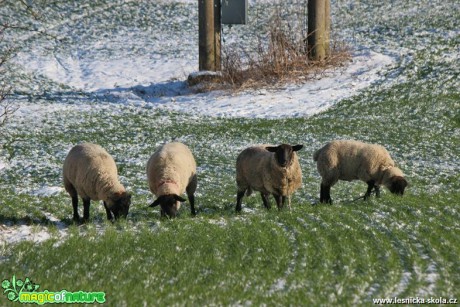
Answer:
top-left (1, 0), bottom-right (459, 305)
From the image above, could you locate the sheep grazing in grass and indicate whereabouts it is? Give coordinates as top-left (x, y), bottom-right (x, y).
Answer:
top-left (313, 140), bottom-right (408, 203)
top-left (147, 142), bottom-right (197, 218)
top-left (235, 144), bottom-right (303, 211)
top-left (63, 143), bottom-right (131, 222)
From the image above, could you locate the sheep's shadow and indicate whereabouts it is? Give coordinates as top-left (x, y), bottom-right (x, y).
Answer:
top-left (0, 214), bottom-right (71, 229)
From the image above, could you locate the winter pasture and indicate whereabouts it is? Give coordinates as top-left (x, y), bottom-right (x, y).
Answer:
top-left (0, 0), bottom-right (459, 305)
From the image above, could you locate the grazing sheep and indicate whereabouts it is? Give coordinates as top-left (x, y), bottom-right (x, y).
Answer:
top-left (146, 142), bottom-right (197, 218)
top-left (63, 143), bottom-right (131, 222)
top-left (313, 140), bottom-right (408, 203)
top-left (236, 144), bottom-right (303, 211)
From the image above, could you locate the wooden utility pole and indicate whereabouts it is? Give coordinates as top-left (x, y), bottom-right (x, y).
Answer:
top-left (214, 0), bottom-right (221, 70)
top-left (307, 0), bottom-right (330, 61)
top-left (199, 0), bottom-right (221, 71)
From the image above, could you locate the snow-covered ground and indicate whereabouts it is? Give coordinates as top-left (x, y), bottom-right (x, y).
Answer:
top-left (15, 47), bottom-right (394, 119)
top-left (4, 0), bottom-right (404, 120)
top-left (0, 213), bottom-right (67, 245)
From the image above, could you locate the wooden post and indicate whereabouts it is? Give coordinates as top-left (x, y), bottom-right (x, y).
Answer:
top-left (214, 0), bottom-right (221, 71)
top-left (199, 0), bottom-right (221, 71)
top-left (307, 0), bottom-right (330, 61)
top-left (324, 0), bottom-right (330, 57)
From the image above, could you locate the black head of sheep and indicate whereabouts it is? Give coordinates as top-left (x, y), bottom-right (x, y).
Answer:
top-left (388, 176), bottom-right (408, 195)
top-left (150, 194), bottom-right (186, 218)
top-left (266, 144), bottom-right (303, 167)
top-left (107, 191), bottom-right (131, 220)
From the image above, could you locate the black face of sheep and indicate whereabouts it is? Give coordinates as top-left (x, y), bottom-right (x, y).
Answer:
top-left (266, 144), bottom-right (303, 167)
top-left (150, 194), bottom-right (187, 218)
top-left (108, 192), bottom-right (132, 220)
top-left (388, 176), bottom-right (408, 195)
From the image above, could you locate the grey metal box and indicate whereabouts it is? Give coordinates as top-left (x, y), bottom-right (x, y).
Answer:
top-left (221, 0), bottom-right (248, 25)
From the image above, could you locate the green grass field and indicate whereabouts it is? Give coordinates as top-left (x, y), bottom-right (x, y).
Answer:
top-left (1, 90), bottom-right (458, 305)
top-left (1, 0), bottom-right (459, 305)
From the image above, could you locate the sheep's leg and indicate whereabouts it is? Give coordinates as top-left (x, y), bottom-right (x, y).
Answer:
top-left (65, 183), bottom-right (80, 222)
top-left (236, 190), bottom-right (245, 212)
top-left (82, 198), bottom-right (91, 222)
top-left (103, 202), bottom-right (113, 221)
top-left (273, 194), bottom-right (283, 210)
top-left (187, 192), bottom-right (196, 216)
top-left (187, 175), bottom-right (197, 216)
top-left (375, 185), bottom-right (381, 198)
top-left (72, 196), bottom-right (80, 222)
top-left (287, 195), bottom-right (291, 211)
top-left (320, 184), bottom-right (332, 204)
top-left (365, 180), bottom-right (375, 200)
top-left (260, 193), bottom-right (271, 209)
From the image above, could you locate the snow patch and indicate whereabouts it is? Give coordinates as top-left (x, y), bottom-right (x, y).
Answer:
top-left (0, 213), bottom-right (68, 246)
top-left (31, 186), bottom-right (64, 196)
top-left (392, 271), bottom-right (412, 296)
top-left (1, 224), bottom-right (52, 245)
top-left (0, 159), bottom-right (7, 171)
top-left (110, 49), bottom-right (395, 119)
top-left (207, 218), bottom-right (227, 227)
top-left (270, 278), bottom-right (287, 292)
top-left (14, 43), bottom-right (394, 119)
top-left (16, 53), bottom-right (193, 92)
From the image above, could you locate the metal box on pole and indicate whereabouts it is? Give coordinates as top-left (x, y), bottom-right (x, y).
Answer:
top-left (221, 0), bottom-right (248, 25)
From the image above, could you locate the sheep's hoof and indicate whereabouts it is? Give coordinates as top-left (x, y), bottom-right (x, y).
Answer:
top-left (72, 217), bottom-right (83, 224)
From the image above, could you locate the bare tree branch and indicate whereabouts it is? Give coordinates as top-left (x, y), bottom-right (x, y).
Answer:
top-left (0, 86), bottom-right (18, 138)
top-left (0, 0), bottom-right (45, 134)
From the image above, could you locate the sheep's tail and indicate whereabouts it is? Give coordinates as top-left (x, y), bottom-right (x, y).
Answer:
top-left (313, 148), bottom-right (321, 161)
top-left (246, 187), bottom-right (253, 196)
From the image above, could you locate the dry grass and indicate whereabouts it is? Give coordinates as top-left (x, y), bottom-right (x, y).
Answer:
top-left (194, 8), bottom-right (351, 92)
top-left (224, 19), bottom-right (350, 90)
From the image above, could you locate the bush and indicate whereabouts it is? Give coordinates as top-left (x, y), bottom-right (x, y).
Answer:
top-left (218, 3), bottom-right (350, 90)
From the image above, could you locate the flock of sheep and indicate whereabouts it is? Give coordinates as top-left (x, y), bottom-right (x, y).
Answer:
top-left (62, 140), bottom-right (408, 221)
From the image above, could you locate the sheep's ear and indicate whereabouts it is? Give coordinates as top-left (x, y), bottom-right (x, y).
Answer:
top-left (149, 198), bottom-right (161, 207)
top-left (266, 146), bottom-right (278, 152)
top-left (292, 144), bottom-right (303, 151)
top-left (174, 195), bottom-right (187, 202)
top-left (127, 193), bottom-right (132, 201)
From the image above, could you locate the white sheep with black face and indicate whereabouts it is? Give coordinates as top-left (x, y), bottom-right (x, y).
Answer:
top-left (235, 143), bottom-right (303, 211)
top-left (63, 143), bottom-right (131, 222)
top-left (146, 142), bottom-right (197, 218)
top-left (313, 140), bottom-right (408, 203)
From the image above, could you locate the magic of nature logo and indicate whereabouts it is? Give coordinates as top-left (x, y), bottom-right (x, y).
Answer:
top-left (2, 275), bottom-right (105, 304)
